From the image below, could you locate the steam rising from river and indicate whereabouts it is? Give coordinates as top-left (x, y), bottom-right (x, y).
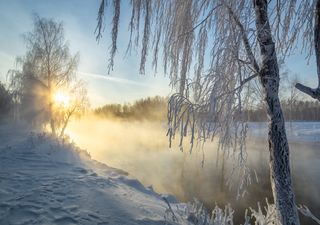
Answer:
top-left (66, 116), bottom-right (320, 223)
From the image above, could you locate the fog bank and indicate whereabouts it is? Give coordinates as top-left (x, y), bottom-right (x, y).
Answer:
top-left (66, 116), bottom-right (320, 224)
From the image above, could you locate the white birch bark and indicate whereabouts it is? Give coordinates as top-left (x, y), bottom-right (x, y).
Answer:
top-left (253, 1), bottom-right (300, 224)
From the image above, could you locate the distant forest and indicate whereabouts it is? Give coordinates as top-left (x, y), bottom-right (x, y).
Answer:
top-left (0, 82), bottom-right (13, 121)
top-left (94, 96), bottom-right (320, 122)
top-left (94, 96), bottom-right (167, 121)
top-left (3, 83), bottom-right (320, 122)
top-left (247, 100), bottom-right (320, 122)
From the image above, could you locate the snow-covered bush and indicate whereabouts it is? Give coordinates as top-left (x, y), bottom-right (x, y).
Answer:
top-left (165, 198), bottom-right (320, 225)
top-left (164, 199), bottom-right (279, 225)
top-left (27, 131), bottom-right (91, 165)
top-left (249, 200), bottom-right (278, 225)
top-left (164, 199), bottom-right (235, 225)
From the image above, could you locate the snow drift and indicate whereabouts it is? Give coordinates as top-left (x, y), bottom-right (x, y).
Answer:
top-left (0, 123), bottom-right (181, 225)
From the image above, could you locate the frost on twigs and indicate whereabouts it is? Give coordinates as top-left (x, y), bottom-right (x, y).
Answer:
top-left (96, 2), bottom-right (317, 222)
top-left (298, 205), bottom-right (320, 224)
top-left (249, 200), bottom-right (279, 225)
top-left (95, 0), bottom-right (312, 163)
top-left (166, 70), bottom-right (253, 196)
top-left (164, 199), bottom-right (235, 225)
top-left (164, 199), bottom-right (281, 225)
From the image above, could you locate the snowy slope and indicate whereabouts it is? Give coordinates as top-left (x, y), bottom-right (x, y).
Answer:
top-left (0, 123), bottom-right (182, 225)
top-left (1, 123), bottom-right (317, 225)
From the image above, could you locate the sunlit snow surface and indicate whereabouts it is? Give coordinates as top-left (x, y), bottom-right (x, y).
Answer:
top-left (0, 123), bottom-right (181, 225)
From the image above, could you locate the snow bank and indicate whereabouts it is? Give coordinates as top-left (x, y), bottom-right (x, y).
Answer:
top-left (0, 125), bottom-right (183, 225)
top-left (1, 124), bottom-right (317, 225)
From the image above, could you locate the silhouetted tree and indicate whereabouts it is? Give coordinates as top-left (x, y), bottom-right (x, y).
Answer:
top-left (55, 80), bottom-right (89, 137)
top-left (8, 15), bottom-right (79, 134)
top-left (0, 82), bottom-right (13, 120)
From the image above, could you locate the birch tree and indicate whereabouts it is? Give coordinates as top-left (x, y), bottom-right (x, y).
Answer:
top-left (96, 1), bottom-right (316, 224)
top-left (8, 15), bottom-right (79, 134)
top-left (25, 15), bottom-right (79, 135)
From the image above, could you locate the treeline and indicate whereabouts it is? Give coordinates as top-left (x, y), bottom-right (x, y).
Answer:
top-left (246, 100), bottom-right (320, 121)
top-left (94, 96), bottom-right (167, 121)
top-left (95, 96), bottom-right (320, 122)
top-left (0, 82), bottom-right (14, 121)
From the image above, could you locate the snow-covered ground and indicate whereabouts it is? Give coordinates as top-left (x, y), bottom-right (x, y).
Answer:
top-left (0, 123), bottom-right (182, 225)
top-left (1, 122), bottom-right (319, 225)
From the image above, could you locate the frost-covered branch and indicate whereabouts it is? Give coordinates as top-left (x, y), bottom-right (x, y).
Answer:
top-left (295, 83), bottom-right (320, 101)
top-left (175, 4), bottom-right (222, 42)
top-left (96, 2), bottom-right (317, 223)
top-left (95, 0), bottom-right (106, 41)
top-left (224, 3), bottom-right (259, 73)
top-left (164, 199), bottom-right (283, 225)
top-left (295, 0), bottom-right (320, 101)
top-left (298, 205), bottom-right (320, 224)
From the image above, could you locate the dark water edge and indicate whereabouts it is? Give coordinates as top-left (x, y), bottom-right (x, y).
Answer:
top-left (175, 139), bottom-right (320, 224)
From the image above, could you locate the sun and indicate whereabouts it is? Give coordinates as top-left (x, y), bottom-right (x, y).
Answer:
top-left (53, 91), bottom-right (70, 107)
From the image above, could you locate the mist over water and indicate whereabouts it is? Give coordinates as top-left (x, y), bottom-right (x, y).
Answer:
top-left (66, 116), bottom-right (320, 224)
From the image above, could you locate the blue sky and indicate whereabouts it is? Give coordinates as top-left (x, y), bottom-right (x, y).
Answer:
top-left (0, 0), bottom-right (318, 107)
top-left (0, 0), bottom-right (171, 107)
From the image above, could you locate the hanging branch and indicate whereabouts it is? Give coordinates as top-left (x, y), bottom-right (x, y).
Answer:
top-left (225, 3), bottom-right (260, 73)
top-left (95, 0), bottom-right (106, 41)
top-left (108, 0), bottom-right (121, 73)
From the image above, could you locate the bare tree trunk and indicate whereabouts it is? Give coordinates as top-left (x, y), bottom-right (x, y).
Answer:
top-left (219, 151), bottom-right (225, 192)
top-left (59, 117), bottom-right (68, 138)
top-left (48, 82), bottom-right (56, 136)
top-left (59, 111), bottom-right (73, 138)
top-left (49, 104), bottom-right (56, 135)
top-left (253, 1), bottom-right (300, 224)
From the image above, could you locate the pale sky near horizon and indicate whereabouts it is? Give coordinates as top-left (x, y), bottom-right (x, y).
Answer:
top-left (0, 0), bottom-right (318, 107)
top-left (0, 0), bottom-right (171, 107)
